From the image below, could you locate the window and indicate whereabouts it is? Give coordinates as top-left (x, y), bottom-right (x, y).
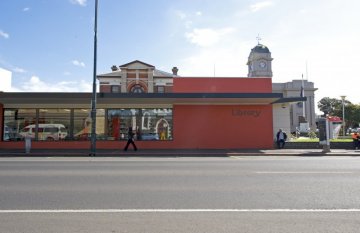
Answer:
top-left (4, 108), bottom-right (166, 142)
top-left (111, 85), bottom-right (120, 93)
top-left (73, 109), bottom-right (105, 140)
top-left (38, 109), bottom-right (70, 141)
top-left (3, 109), bottom-right (36, 141)
top-left (107, 108), bottom-right (173, 141)
top-left (130, 84), bottom-right (145, 93)
top-left (157, 86), bottom-right (165, 93)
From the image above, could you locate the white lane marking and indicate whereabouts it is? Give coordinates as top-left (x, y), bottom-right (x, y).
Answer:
top-left (256, 171), bottom-right (353, 174)
top-left (229, 156), bottom-right (245, 159)
top-left (1, 209), bottom-right (360, 213)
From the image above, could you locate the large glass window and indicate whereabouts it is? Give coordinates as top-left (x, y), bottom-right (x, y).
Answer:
top-left (107, 108), bottom-right (173, 141)
top-left (37, 109), bottom-right (70, 141)
top-left (2, 108), bottom-right (165, 141)
top-left (3, 109), bottom-right (36, 141)
top-left (73, 109), bottom-right (91, 140)
top-left (73, 109), bottom-right (106, 140)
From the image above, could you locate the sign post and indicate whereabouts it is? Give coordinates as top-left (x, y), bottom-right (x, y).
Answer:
top-left (319, 118), bottom-right (330, 153)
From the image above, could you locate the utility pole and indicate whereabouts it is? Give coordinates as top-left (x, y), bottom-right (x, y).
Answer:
top-left (90, 0), bottom-right (98, 156)
top-left (340, 95), bottom-right (346, 136)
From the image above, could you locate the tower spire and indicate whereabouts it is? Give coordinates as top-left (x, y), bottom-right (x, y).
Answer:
top-left (256, 34), bottom-right (262, 45)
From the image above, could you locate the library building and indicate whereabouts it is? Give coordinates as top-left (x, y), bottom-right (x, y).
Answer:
top-left (0, 44), bottom-right (314, 150)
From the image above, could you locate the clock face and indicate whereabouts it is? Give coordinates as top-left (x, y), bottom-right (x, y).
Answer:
top-left (259, 61), bottom-right (266, 68)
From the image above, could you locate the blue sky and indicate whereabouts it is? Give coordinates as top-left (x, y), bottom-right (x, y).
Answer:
top-left (1, 0), bottom-right (359, 109)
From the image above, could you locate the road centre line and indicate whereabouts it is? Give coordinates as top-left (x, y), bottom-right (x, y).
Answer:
top-left (1, 209), bottom-right (360, 213)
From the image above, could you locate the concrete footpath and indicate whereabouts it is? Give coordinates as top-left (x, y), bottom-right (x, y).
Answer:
top-left (0, 148), bottom-right (360, 157)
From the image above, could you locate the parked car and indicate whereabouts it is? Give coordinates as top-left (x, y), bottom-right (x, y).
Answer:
top-left (19, 124), bottom-right (68, 141)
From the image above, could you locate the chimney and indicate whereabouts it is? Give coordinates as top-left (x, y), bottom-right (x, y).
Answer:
top-left (111, 65), bottom-right (118, 71)
top-left (172, 67), bottom-right (178, 75)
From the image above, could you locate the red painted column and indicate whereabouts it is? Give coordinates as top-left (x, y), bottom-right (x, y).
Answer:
top-left (0, 103), bottom-right (3, 141)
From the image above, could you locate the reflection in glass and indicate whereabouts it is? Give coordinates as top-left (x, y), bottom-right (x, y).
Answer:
top-left (2, 108), bottom-right (169, 141)
top-left (107, 108), bottom-right (173, 141)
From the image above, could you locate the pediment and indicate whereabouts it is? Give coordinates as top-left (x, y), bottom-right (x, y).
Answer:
top-left (119, 60), bottom-right (155, 70)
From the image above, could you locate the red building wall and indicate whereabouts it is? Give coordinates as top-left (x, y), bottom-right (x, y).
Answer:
top-left (170, 77), bottom-right (274, 149)
top-left (172, 105), bottom-right (273, 149)
top-left (0, 103), bottom-right (3, 142)
top-left (173, 77), bottom-right (272, 93)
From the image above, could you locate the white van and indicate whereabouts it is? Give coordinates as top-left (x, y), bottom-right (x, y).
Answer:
top-left (19, 124), bottom-right (68, 141)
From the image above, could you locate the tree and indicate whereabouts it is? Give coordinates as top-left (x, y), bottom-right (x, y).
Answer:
top-left (318, 97), bottom-right (360, 130)
top-left (317, 97), bottom-right (341, 116)
top-left (344, 104), bottom-right (360, 129)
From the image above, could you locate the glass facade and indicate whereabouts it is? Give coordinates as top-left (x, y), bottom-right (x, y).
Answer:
top-left (107, 108), bottom-right (172, 141)
top-left (2, 108), bottom-right (172, 141)
top-left (3, 109), bottom-right (36, 141)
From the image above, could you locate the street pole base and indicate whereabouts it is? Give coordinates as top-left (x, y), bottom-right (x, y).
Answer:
top-left (322, 145), bottom-right (331, 153)
top-left (89, 153), bottom-right (96, 157)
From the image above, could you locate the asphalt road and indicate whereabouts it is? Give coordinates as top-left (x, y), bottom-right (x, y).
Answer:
top-left (0, 156), bottom-right (360, 233)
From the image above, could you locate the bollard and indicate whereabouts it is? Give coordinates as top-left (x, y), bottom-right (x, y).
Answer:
top-left (25, 134), bottom-right (31, 154)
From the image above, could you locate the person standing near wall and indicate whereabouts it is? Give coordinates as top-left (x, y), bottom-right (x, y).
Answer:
top-left (276, 129), bottom-right (287, 149)
top-left (124, 126), bottom-right (137, 151)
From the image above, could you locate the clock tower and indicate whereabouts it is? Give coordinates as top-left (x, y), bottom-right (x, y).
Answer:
top-left (247, 43), bottom-right (273, 78)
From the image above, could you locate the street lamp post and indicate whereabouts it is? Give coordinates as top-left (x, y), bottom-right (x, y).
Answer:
top-left (340, 95), bottom-right (346, 136)
top-left (90, 0), bottom-right (98, 156)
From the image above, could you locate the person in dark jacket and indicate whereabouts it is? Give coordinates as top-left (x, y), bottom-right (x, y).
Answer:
top-left (124, 127), bottom-right (137, 151)
top-left (276, 129), bottom-right (287, 149)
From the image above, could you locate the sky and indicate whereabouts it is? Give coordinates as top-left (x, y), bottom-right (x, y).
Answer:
top-left (0, 0), bottom-right (359, 113)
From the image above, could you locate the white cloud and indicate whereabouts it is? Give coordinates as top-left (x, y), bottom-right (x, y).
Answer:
top-left (23, 7), bottom-right (30, 12)
top-left (175, 10), bottom-right (187, 20)
top-left (0, 30), bottom-right (9, 39)
top-left (178, 43), bottom-right (249, 77)
top-left (18, 76), bottom-right (92, 92)
top-left (69, 0), bottom-right (87, 6)
top-left (196, 11), bottom-right (202, 16)
top-left (174, 10), bottom-right (193, 29)
top-left (0, 68), bottom-right (12, 91)
top-left (185, 27), bottom-right (236, 47)
top-left (13, 67), bottom-right (26, 73)
top-left (72, 60), bottom-right (86, 67)
top-left (250, 1), bottom-right (274, 12)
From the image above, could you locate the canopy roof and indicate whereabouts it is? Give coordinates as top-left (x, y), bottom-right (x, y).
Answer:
top-left (0, 92), bottom-right (306, 108)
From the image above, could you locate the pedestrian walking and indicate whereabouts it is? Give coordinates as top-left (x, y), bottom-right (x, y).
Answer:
top-left (123, 127), bottom-right (137, 151)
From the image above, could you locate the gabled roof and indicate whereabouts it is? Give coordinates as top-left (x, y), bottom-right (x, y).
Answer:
top-left (154, 69), bottom-right (177, 77)
top-left (97, 70), bottom-right (122, 77)
top-left (119, 60), bottom-right (155, 68)
top-left (97, 67), bottom-right (176, 78)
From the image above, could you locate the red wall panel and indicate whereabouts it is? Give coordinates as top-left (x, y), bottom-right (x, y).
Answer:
top-left (173, 78), bottom-right (272, 93)
top-left (0, 103), bottom-right (3, 141)
top-left (172, 105), bottom-right (273, 149)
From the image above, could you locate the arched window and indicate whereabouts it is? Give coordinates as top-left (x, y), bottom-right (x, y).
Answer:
top-left (130, 84), bottom-right (145, 93)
